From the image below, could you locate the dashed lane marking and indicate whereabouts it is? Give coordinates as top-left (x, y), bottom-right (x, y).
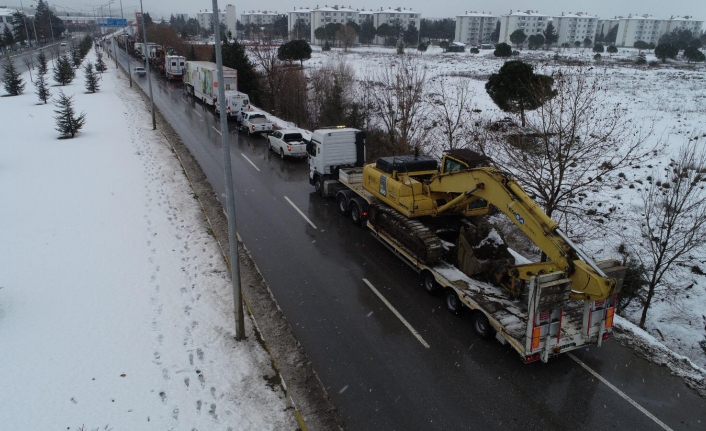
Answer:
top-left (567, 353), bottom-right (673, 431)
top-left (283, 196), bottom-right (317, 230)
top-left (212, 126), bottom-right (222, 136)
top-left (240, 153), bottom-right (261, 172)
top-left (192, 108), bottom-right (201, 117)
top-left (362, 278), bottom-right (430, 349)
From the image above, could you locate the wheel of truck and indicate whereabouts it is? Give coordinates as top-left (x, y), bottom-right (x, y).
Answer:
top-left (472, 311), bottom-right (493, 339)
top-left (280, 148), bottom-right (285, 160)
top-left (338, 194), bottom-right (349, 215)
top-left (349, 202), bottom-right (362, 226)
top-left (422, 271), bottom-right (440, 295)
top-left (314, 176), bottom-right (323, 196)
top-left (445, 289), bottom-right (464, 315)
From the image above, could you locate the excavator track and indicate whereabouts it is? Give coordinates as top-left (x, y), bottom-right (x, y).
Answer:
top-left (368, 203), bottom-right (444, 264)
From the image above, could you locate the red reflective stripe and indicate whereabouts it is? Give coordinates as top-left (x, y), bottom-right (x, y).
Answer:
top-left (557, 309), bottom-right (563, 344)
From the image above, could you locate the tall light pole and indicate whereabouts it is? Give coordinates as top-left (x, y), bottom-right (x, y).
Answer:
top-left (212, 0), bottom-right (245, 340)
top-left (139, 0), bottom-right (156, 130)
top-left (118, 0), bottom-right (131, 87)
top-left (45, 1), bottom-right (56, 43)
top-left (18, 0), bottom-right (32, 48)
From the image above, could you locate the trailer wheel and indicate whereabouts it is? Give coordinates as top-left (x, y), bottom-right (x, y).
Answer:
top-left (421, 271), bottom-right (440, 295)
top-left (349, 202), bottom-right (363, 226)
top-left (472, 311), bottom-right (493, 339)
top-left (338, 194), bottom-right (349, 215)
top-left (445, 290), bottom-right (464, 315)
top-left (314, 176), bottom-right (324, 196)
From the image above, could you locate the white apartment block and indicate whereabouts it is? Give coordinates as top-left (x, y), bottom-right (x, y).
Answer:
top-left (0, 8), bottom-right (14, 35)
top-left (288, 7), bottom-right (312, 37)
top-left (613, 15), bottom-right (663, 46)
top-left (372, 7), bottom-right (421, 45)
top-left (241, 10), bottom-right (281, 26)
top-left (196, 4), bottom-right (236, 38)
top-left (552, 12), bottom-right (598, 45)
top-left (310, 6), bottom-right (360, 44)
top-left (663, 16), bottom-right (703, 35)
top-left (498, 10), bottom-right (549, 45)
top-left (455, 12), bottom-right (498, 45)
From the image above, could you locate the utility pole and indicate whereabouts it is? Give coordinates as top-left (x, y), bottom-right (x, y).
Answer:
top-left (18, 0), bottom-right (32, 48)
top-left (119, 0), bottom-right (131, 87)
top-left (139, 0), bottom-right (156, 130)
top-left (212, 0), bottom-right (245, 341)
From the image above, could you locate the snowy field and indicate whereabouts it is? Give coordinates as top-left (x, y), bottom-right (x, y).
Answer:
top-left (0, 51), bottom-right (296, 430)
top-left (300, 44), bottom-right (706, 371)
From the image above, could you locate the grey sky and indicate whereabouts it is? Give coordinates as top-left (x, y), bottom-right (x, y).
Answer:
top-left (22, 1), bottom-right (706, 23)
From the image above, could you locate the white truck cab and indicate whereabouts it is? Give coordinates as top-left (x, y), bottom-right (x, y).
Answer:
top-left (308, 128), bottom-right (366, 194)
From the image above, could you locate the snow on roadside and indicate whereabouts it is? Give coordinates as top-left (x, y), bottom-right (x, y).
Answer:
top-left (0, 49), bottom-right (296, 430)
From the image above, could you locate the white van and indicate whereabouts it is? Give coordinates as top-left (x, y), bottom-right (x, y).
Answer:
top-left (215, 91), bottom-right (250, 119)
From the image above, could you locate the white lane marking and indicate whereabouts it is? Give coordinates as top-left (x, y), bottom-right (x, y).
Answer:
top-left (212, 126), bottom-right (222, 136)
top-left (362, 279), bottom-right (430, 349)
top-left (283, 196), bottom-right (317, 229)
top-left (192, 108), bottom-right (202, 117)
top-left (240, 153), bottom-right (261, 172)
top-left (567, 353), bottom-right (673, 431)
top-left (181, 98), bottom-right (188, 103)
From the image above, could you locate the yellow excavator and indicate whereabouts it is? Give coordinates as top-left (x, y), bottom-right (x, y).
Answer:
top-left (361, 149), bottom-right (624, 301)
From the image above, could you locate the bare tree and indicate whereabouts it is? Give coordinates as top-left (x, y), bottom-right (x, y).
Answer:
top-left (248, 45), bottom-right (284, 115)
top-left (23, 56), bottom-right (34, 82)
top-left (427, 77), bottom-right (480, 155)
top-left (362, 56), bottom-right (430, 154)
top-left (336, 25), bottom-right (357, 52)
top-left (627, 140), bottom-right (706, 328)
top-left (308, 58), bottom-right (356, 128)
top-left (486, 65), bottom-right (657, 238)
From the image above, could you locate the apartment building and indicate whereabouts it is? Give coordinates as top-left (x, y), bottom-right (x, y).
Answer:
top-left (498, 10), bottom-right (549, 45)
top-left (613, 15), bottom-right (663, 46)
top-left (455, 12), bottom-right (498, 45)
top-left (241, 10), bottom-right (281, 26)
top-left (288, 7), bottom-right (312, 37)
top-left (552, 12), bottom-right (599, 45)
top-left (0, 8), bottom-right (14, 35)
top-left (372, 7), bottom-right (421, 45)
top-left (309, 6), bottom-right (360, 44)
top-left (663, 15), bottom-right (703, 35)
top-left (196, 4), bottom-right (236, 37)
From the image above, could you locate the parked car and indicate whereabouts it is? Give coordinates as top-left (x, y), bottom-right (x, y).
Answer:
top-left (267, 129), bottom-right (307, 159)
top-left (133, 66), bottom-right (146, 76)
top-left (240, 111), bottom-right (273, 137)
top-left (60, 42), bottom-right (67, 47)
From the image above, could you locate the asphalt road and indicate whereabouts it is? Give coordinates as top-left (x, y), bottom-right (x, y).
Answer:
top-left (4, 38), bottom-right (75, 74)
top-left (113, 47), bottom-right (706, 430)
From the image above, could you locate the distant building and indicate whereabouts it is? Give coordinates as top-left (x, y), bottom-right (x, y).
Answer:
top-left (613, 15), bottom-right (663, 47)
top-left (663, 16), bottom-right (703, 35)
top-left (372, 7), bottom-right (421, 45)
top-left (0, 8), bottom-right (14, 35)
top-left (553, 12), bottom-right (599, 45)
top-left (310, 5), bottom-right (360, 45)
top-left (240, 10), bottom-right (281, 26)
top-left (455, 11), bottom-right (498, 45)
top-left (197, 4), bottom-right (236, 38)
top-left (288, 7), bottom-right (312, 39)
top-left (499, 10), bottom-right (549, 45)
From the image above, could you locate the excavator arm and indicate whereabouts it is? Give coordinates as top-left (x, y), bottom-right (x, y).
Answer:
top-left (429, 166), bottom-right (618, 301)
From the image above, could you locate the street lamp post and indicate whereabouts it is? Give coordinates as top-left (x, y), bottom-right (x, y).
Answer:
top-left (18, 0), bottom-right (33, 48)
top-left (139, 0), bottom-right (156, 130)
top-left (212, 0), bottom-right (245, 341)
top-left (118, 0), bottom-right (131, 87)
top-left (45, 1), bottom-right (56, 44)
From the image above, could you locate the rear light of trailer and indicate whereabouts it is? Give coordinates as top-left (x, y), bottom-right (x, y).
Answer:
top-left (605, 307), bottom-right (615, 329)
top-left (524, 353), bottom-right (541, 363)
top-left (602, 333), bottom-right (610, 341)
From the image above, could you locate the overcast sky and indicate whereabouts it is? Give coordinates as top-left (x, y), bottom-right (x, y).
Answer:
top-left (26, 1), bottom-right (706, 22)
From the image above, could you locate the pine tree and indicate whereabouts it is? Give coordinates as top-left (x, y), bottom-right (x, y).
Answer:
top-left (95, 52), bottom-right (107, 73)
top-left (84, 62), bottom-right (99, 93)
top-left (53, 90), bottom-right (86, 138)
top-left (37, 50), bottom-right (49, 76)
top-left (53, 53), bottom-right (75, 85)
top-left (72, 48), bottom-right (83, 69)
top-left (35, 73), bottom-right (51, 103)
top-left (3, 26), bottom-right (14, 49)
top-left (635, 52), bottom-right (647, 65)
top-left (2, 59), bottom-right (26, 95)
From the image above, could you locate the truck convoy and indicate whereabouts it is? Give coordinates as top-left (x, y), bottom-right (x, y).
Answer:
top-left (164, 55), bottom-right (186, 80)
top-left (308, 128), bottom-right (625, 363)
top-left (183, 61), bottom-right (238, 106)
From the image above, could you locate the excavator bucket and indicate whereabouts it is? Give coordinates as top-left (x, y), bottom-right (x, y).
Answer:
top-left (596, 259), bottom-right (626, 295)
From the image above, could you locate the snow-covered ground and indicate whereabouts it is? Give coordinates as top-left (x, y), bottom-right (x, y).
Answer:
top-left (297, 45), bottom-right (706, 371)
top-left (0, 50), bottom-right (297, 430)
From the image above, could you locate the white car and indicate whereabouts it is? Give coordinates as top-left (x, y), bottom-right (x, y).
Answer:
top-left (133, 66), bottom-right (146, 76)
top-left (267, 129), bottom-right (307, 159)
top-left (60, 42), bottom-right (67, 46)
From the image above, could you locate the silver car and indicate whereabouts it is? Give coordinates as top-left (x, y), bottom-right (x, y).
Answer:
top-left (133, 66), bottom-right (146, 76)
